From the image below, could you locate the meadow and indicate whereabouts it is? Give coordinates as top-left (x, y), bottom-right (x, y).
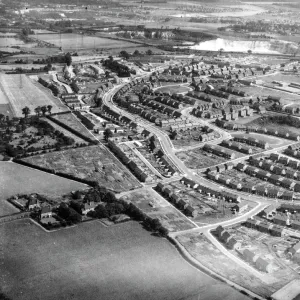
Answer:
top-left (0, 220), bottom-right (250, 300)
top-left (0, 74), bottom-right (67, 117)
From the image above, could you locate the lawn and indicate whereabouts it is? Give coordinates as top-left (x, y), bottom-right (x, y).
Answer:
top-left (21, 145), bottom-right (141, 192)
top-left (0, 162), bottom-right (87, 215)
top-left (1, 220), bottom-right (249, 300)
top-left (0, 74), bottom-right (68, 117)
top-left (51, 112), bottom-right (97, 141)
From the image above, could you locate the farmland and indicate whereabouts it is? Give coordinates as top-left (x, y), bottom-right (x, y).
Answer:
top-left (0, 220), bottom-right (248, 300)
top-left (30, 33), bottom-right (137, 51)
top-left (0, 162), bottom-right (87, 214)
top-left (0, 74), bottom-right (67, 117)
top-left (51, 112), bottom-right (97, 141)
top-left (20, 145), bottom-right (142, 192)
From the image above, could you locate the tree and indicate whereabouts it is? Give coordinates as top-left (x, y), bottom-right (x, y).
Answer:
top-left (0, 114), bottom-right (4, 124)
top-left (65, 52), bottom-right (72, 66)
top-left (219, 48), bottom-right (224, 55)
top-left (133, 50), bottom-right (140, 56)
top-left (47, 105), bottom-right (53, 115)
top-left (146, 49), bottom-right (153, 56)
top-left (41, 106), bottom-right (47, 116)
top-left (34, 106), bottom-right (41, 117)
top-left (247, 49), bottom-right (252, 55)
top-left (22, 106), bottom-right (31, 118)
top-left (120, 50), bottom-right (130, 60)
top-left (104, 128), bottom-right (113, 141)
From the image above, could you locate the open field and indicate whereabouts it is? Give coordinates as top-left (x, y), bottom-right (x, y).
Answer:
top-left (21, 145), bottom-right (141, 192)
top-left (257, 73), bottom-right (300, 85)
top-left (0, 220), bottom-right (249, 300)
top-left (119, 188), bottom-right (196, 232)
top-left (156, 85), bottom-right (191, 94)
top-left (176, 232), bottom-right (291, 298)
top-left (30, 33), bottom-right (137, 51)
top-left (0, 162), bottom-right (87, 214)
top-left (0, 74), bottom-right (68, 117)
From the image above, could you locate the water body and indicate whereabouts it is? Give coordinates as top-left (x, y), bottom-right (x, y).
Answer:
top-left (188, 38), bottom-right (298, 54)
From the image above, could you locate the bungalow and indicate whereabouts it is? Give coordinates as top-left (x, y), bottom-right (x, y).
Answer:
top-left (216, 164), bottom-right (226, 173)
top-left (279, 156), bottom-right (289, 165)
top-left (288, 160), bottom-right (300, 170)
top-left (281, 178), bottom-right (295, 190)
top-left (270, 153), bottom-right (280, 161)
top-left (236, 163), bottom-right (247, 172)
top-left (243, 249), bottom-right (257, 263)
top-left (255, 257), bottom-right (273, 273)
top-left (40, 205), bottom-right (52, 218)
top-left (220, 230), bottom-right (231, 243)
top-left (229, 181), bottom-right (242, 190)
top-left (285, 169), bottom-right (297, 179)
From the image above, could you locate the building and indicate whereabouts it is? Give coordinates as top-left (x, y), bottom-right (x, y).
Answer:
top-left (27, 197), bottom-right (40, 210)
top-left (81, 202), bottom-right (97, 215)
top-left (40, 206), bottom-right (52, 218)
top-left (255, 257), bottom-right (273, 273)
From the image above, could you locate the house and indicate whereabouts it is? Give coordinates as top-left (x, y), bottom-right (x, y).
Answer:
top-left (263, 206), bottom-right (277, 220)
top-left (242, 183), bottom-right (256, 193)
top-left (227, 236), bottom-right (241, 250)
top-left (257, 222), bottom-right (272, 233)
top-left (273, 215), bottom-right (287, 226)
top-left (281, 190), bottom-right (294, 200)
top-left (27, 197), bottom-right (40, 210)
top-left (236, 163), bottom-right (247, 172)
top-left (215, 225), bottom-right (225, 237)
top-left (232, 203), bottom-right (248, 214)
top-left (255, 257), bottom-right (273, 273)
top-left (291, 220), bottom-right (300, 231)
top-left (270, 226), bottom-right (283, 237)
top-left (243, 249), bottom-right (257, 263)
top-left (268, 188), bottom-right (280, 198)
top-left (220, 230), bottom-right (231, 243)
top-left (81, 202), bottom-right (97, 215)
top-left (178, 199), bottom-right (188, 210)
top-left (40, 206), bottom-right (52, 218)
top-left (185, 205), bottom-right (198, 218)
top-left (256, 185), bottom-right (267, 196)
top-left (244, 218), bottom-right (260, 229)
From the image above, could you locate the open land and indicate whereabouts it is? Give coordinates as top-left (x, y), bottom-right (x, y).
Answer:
top-left (20, 145), bottom-right (142, 192)
top-left (0, 220), bottom-right (250, 300)
top-left (156, 85), bottom-right (191, 94)
top-left (30, 33), bottom-right (138, 51)
top-left (0, 74), bottom-right (68, 117)
top-left (0, 162), bottom-right (87, 214)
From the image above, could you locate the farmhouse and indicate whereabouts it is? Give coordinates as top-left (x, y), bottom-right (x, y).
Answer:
top-left (40, 206), bottom-right (52, 218)
top-left (81, 202), bottom-right (97, 215)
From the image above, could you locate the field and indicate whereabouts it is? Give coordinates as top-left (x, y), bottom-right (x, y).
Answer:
top-left (176, 147), bottom-right (244, 170)
top-left (0, 74), bottom-right (68, 117)
top-left (30, 33), bottom-right (137, 51)
top-left (156, 85), bottom-right (191, 95)
top-left (0, 220), bottom-right (248, 300)
top-left (238, 85), bottom-right (300, 104)
top-left (52, 112), bottom-right (97, 141)
top-left (176, 232), bottom-right (292, 298)
top-left (119, 188), bottom-right (196, 232)
top-left (0, 162), bottom-right (87, 215)
top-left (21, 145), bottom-right (141, 192)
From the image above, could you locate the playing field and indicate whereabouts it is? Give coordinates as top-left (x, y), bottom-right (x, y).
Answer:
top-left (0, 220), bottom-right (250, 300)
top-left (0, 74), bottom-right (68, 117)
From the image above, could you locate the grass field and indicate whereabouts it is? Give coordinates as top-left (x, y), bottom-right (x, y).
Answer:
top-left (0, 220), bottom-right (250, 300)
top-left (156, 85), bottom-right (191, 94)
top-left (21, 145), bottom-right (141, 192)
top-left (0, 74), bottom-right (68, 117)
top-left (30, 33), bottom-right (137, 51)
top-left (0, 162), bottom-right (87, 215)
